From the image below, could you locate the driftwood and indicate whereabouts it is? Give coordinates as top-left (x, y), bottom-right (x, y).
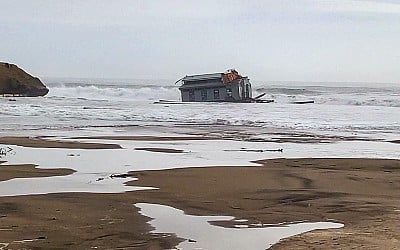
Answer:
top-left (110, 173), bottom-right (132, 179)
top-left (224, 148), bottom-right (283, 153)
top-left (291, 100), bottom-right (314, 104)
top-left (154, 98), bottom-right (275, 104)
top-left (0, 146), bottom-right (13, 157)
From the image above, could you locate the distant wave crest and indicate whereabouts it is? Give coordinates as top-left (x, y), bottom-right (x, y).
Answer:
top-left (316, 97), bottom-right (400, 107)
top-left (47, 83), bottom-right (400, 107)
top-left (48, 84), bottom-right (180, 101)
top-left (254, 86), bottom-right (400, 107)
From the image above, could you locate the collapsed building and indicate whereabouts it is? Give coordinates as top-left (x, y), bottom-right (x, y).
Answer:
top-left (178, 69), bottom-right (253, 102)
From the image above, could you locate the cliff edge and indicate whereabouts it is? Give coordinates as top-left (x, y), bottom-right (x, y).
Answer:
top-left (0, 62), bottom-right (49, 97)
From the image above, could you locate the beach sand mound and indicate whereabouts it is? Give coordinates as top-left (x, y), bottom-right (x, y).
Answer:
top-left (0, 62), bottom-right (48, 97)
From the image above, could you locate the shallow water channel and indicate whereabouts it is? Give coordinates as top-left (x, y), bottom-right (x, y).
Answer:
top-left (0, 138), bottom-right (398, 196)
top-left (136, 203), bottom-right (344, 250)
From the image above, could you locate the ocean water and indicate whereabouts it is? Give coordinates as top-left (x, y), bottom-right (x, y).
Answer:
top-left (0, 78), bottom-right (399, 140)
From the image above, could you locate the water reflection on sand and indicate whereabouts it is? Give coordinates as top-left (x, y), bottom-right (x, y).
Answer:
top-left (0, 138), bottom-right (398, 196)
top-left (136, 203), bottom-right (344, 250)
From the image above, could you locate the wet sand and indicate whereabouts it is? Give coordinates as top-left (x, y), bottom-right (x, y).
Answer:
top-left (70, 135), bottom-right (217, 141)
top-left (131, 158), bottom-right (400, 249)
top-left (0, 193), bottom-right (181, 249)
top-left (0, 155), bottom-right (399, 249)
top-left (0, 163), bottom-right (75, 182)
top-left (70, 133), bottom-right (374, 144)
top-left (0, 136), bottom-right (122, 149)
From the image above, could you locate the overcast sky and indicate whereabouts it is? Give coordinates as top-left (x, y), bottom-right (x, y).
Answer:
top-left (1, 0), bottom-right (399, 83)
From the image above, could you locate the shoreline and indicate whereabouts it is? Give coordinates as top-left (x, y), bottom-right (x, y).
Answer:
top-left (0, 136), bottom-right (122, 149)
top-left (0, 157), bottom-right (399, 249)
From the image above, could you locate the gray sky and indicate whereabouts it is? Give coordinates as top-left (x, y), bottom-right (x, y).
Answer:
top-left (1, 0), bottom-right (399, 83)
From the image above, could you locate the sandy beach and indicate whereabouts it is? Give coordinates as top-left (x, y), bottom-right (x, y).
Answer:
top-left (1, 137), bottom-right (400, 249)
top-left (2, 1), bottom-right (400, 248)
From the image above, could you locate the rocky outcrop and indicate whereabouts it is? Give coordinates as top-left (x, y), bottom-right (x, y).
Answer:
top-left (0, 62), bottom-right (49, 97)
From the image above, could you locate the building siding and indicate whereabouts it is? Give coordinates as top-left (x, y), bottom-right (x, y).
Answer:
top-left (181, 84), bottom-right (242, 102)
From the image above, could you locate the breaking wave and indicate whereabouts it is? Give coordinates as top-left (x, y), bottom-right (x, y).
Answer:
top-left (318, 97), bottom-right (400, 107)
top-left (47, 84), bottom-right (180, 101)
top-left (255, 86), bottom-right (400, 107)
top-left (46, 81), bottom-right (400, 107)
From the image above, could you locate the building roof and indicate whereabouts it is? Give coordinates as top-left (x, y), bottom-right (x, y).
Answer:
top-left (182, 73), bottom-right (223, 82)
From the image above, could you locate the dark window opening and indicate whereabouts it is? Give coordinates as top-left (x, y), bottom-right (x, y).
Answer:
top-left (189, 90), bottom-right (195, 101)
top-left (245, 84), bottom-right (250, 99)
top-left (201, 89), bottom-right (207, 100)
top-left (214, 89), bottom-right (220, 99)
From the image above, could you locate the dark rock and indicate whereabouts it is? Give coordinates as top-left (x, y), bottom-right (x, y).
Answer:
top-left (110, 173), bottom-right (131, 178)
top-left (0, 62), bottom-right (49, 97)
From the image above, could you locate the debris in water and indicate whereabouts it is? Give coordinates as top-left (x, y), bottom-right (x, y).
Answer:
top-left (224, 148), bottom-right (283, 153)
top-left (110, 173), bottom-right (131, 179)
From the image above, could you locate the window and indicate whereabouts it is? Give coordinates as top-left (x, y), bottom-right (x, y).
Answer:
top-left (226, 88), bottom-right (232, 97)
top-left (213, 89), bottom-right (220, 99)
top-left (189, 90), bottom-right (195, 101)
top-left (245, 84), bottom-right (250, 99)
top-left (201, 89), bottom-right (207, 101)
